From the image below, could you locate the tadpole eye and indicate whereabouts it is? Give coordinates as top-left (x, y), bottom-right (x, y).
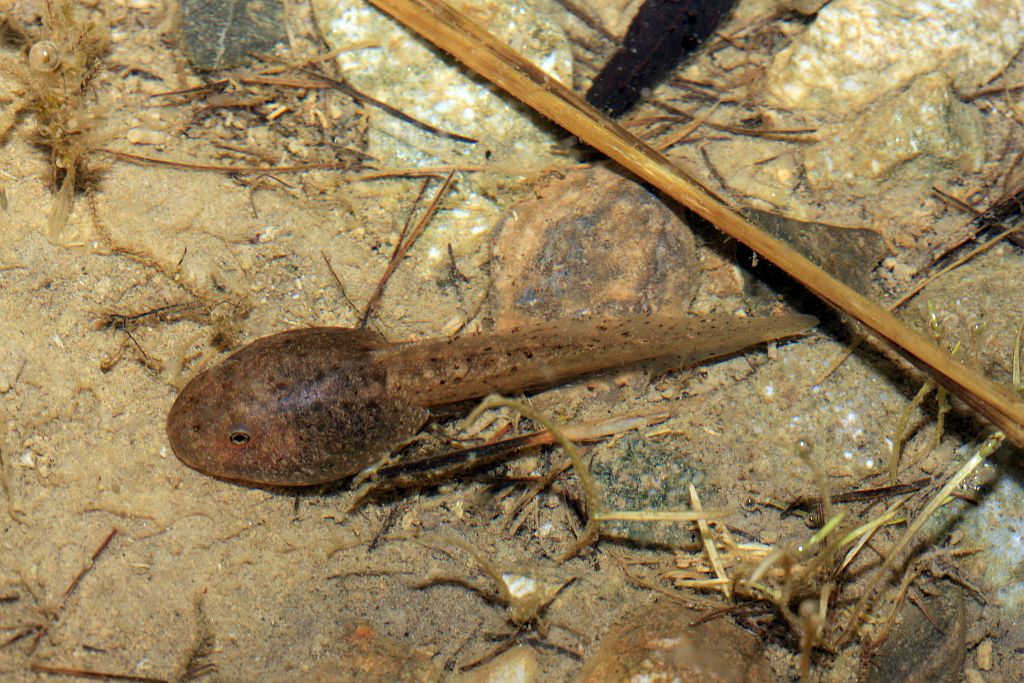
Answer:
top-left (228, 429), bottom-right (251, 446)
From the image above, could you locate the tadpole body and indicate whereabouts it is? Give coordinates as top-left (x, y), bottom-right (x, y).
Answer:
top-left (166, 314), bottom-right (814, 486)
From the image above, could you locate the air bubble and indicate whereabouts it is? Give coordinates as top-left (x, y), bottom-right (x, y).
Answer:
top-left (29, 41), bottom-right (61, 72)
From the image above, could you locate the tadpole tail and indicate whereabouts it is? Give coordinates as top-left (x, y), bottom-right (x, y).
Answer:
top-left (377, 313), bottom-right (817, 407)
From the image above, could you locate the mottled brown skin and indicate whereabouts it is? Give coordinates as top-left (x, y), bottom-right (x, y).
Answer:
top-left (167, 314), bottom-right (815, 486)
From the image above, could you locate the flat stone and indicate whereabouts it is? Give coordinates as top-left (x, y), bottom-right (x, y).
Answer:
top-left (863, 585), bottom-right (966, 683)
top-left (313, 0), bottom-right (572, 169)
top-left (764, 0), bottom-right (1024, 112)
top-left (800, 73), bottom-right (983, 195)
top-left (460, 645), bottom-right (540, 683)
top-left (305, 623), bottom-right (440, 682)
top-left (180, 0), bottom-right (286, 71)
top-left (591, 436), bottom-right (710, 547)
top-left (312, 0), bottom-right (576, 273)
top-left (577, 601), bottom-right (773, 682)
top-left (742, 207), bottom-right (885, 295)
top-left (490, 165), bottom-right (697, 327)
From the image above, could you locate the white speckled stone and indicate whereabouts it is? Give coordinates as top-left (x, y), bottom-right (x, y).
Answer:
top-left (801, 72), bottom-right (983, 193)
top-left (313, 0), bottom-right (573, 168)
top-left (764, 0), bottom-right (1024, 111)
top-left (312, 0), bottom-right (575, 269)
top-left (463, 645), bottom-right (539, 683)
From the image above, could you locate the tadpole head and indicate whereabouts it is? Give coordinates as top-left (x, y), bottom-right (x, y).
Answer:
top-left (166, 357), bottom-right (310, 486)
top-left (165, 328), bottom-right (429, 487)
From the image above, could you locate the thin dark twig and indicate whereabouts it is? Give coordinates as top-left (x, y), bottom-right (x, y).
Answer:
top-left (29, 663), bottom-right (168, 682)
top-left (932, 185), bottom-right (1024, 254)
top-left (30, 529), bottom-right (118, 654)
top-left (245, 173), bottom-right (293, 219)
top-left (320, 251), bottom-right (361, 316)
top-left (360, 171), bottom-right (456, 327)
top-left (369, 502), bottom-right (403, 552)
top-left (657, 101), bottom-right (818, 141)
top-left (196, 50), bottom-right (480, 144)
top-left (358, 177), bottom-right (431, 328)
top-left (150, 72), bottom-right (475, 146)
top-left (552, 0), bottom-right (616, 42)
top-left (376, 429), bottom-right (554, 480)
top-left (961, 82), bottom-right (1024, 100)
top-left (122, 328), bottom-right (149, 362)
top-left (298, 68), bottom-right (479, 144)
top-left (834, 478), bottom-right (930, 504)
top-left (100, 148), bottom-right (354, 174)
top-left (99, 303), bottom-right (192, 330)
top-left (354, 166), bottom-right (482, 180)
top-left (689, 600), bottom-right (775, 626)
top-left (64, 529), bottom-right (117, 599)
top-left (397, 178), bottom-right (434, 259)
top-left (788, 478), bottom-right (930, 513)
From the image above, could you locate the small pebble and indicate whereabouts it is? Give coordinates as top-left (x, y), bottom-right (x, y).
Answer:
top-left (964, 669), bottom-right (987, 683)
top-left (126, 127), bottom-right (168, 145)
top-left (577, 601), bottom-right (772, 682)
top-left (463, 645), bottom-right (539, 683)
top-left (500, 573), bottom-right (539, 601)
top-left (977, 638), bottom-right (993, 671)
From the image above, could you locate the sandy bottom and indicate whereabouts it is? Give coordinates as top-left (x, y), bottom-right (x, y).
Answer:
top-left (2, 0), bottom-right (1024, 681)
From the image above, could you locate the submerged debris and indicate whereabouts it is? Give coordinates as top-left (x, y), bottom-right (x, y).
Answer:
top-left (743, 207), bottom-right (886, 296)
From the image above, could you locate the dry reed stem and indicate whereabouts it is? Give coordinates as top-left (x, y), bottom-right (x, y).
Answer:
top-left (367, 0), bottom-right (1024, 445)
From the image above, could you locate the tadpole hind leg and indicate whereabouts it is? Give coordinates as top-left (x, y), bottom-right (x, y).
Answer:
top-left (349, 430), bottom-right (556, 508)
